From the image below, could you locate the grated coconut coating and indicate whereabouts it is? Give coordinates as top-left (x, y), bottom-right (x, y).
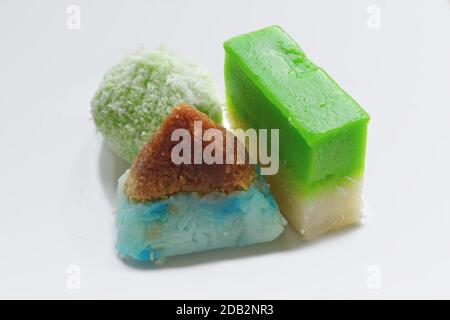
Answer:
top-left (91, 49), bottom-right (223, 162)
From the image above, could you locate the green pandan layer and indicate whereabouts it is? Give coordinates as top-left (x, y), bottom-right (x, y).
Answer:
top-left (224, 26), bottom-right (369, 196)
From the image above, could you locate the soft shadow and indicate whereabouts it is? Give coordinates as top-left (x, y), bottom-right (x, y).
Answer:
top-left (98, 142), bottom-right (363, 269)
top-left (120, 223), bottom-right (362, 270)
top-left (98, 142), bottom-right (130, 206)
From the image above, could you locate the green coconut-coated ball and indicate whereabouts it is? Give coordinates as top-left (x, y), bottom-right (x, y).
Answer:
top-left (91, 49), bottom-right (223, 163)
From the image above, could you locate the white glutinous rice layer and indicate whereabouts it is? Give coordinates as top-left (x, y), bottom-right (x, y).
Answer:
top-left (266, 175), bottom-right (363, 240)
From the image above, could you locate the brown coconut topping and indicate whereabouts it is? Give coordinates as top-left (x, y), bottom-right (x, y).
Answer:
top-left (125, 104), bottom-right (256, 201)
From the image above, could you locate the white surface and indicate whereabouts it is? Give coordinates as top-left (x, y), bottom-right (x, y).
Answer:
top-left (1, 0), bottom-right (450, 299)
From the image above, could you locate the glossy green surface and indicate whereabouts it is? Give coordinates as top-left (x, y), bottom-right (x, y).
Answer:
top-left (224, 26), bottom-right (369, 194)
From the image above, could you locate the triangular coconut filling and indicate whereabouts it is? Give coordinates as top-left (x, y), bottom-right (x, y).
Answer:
top-left (125, 104), bottom-right (256, 201)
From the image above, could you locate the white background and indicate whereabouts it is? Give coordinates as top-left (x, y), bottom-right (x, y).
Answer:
top-left (0, 0), bottom-right (449, 299)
